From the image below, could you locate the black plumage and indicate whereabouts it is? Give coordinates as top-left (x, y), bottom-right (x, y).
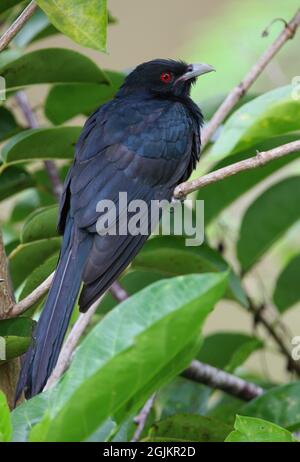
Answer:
top-left (16, 59), bottom-right (214, 400)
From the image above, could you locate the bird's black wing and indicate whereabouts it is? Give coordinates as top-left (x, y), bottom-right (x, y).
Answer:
top-left (58, 97), bottom-right (198, 311)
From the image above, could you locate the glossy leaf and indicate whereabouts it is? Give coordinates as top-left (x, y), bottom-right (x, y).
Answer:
top-left (45, 71), bottom-right (124, 124)
top-left (0, 166), bottom-right (34, 202)
top-left (19, 273), bottom-right (227, 442)
top-left (1, 127), bottom-right (81, 165)
top-left (225, 415), bottom-right (297, 442)
top-left (273, 254), bottom-right (300, 312)
top-left (197, 332), bottom-right (263, 373)
top-left (133, 236), bottom-right (247, 307)
top-left (241, 382), bottom-right (300, 430)
top-left (9, 237), bottom-right (61, 288)
top-left (211, 85), bottom-right (300, 162)
top-left (0, 392), bottom-right (12, 442)
top-left (145, 414), bottom-right (232, 442)
top-left (0, 318), bottom-right (35, 362)
top-left (36, 0), bottom-right (107, 51)
top-left (21, 205), bottom-right (59, 243)
top-left (198, 134), bottom-right (300, 224)
top-left (0, 48), bottom-right (108, 90)
top-left (237, 176), bottom-right (300, 272)
top-left (0, 107), bottom-right (22, 141)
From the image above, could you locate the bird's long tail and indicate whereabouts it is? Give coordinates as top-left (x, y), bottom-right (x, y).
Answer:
top-left (16, 223), bottom-right (91, 400)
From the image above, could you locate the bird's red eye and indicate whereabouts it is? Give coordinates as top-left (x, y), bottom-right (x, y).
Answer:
top-left (160, 72), bottom-right (172, 84)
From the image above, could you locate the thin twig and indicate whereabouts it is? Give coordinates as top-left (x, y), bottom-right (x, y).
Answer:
top-left (0, 1), bottom-right (37, 52)
top-left (201, 8), bottom-right (300, 149)
top-left (182, 360), bottom-right (264, 401)
top-left (110, 281), bottom-right (129, 302)
top-left (3, 273), bottom-right (54, 319)
top-left (131, 394), bottom-right (156, 442)
top-left (174, 140), bottom-right (300, 198)
top-left (15, 91), bottom-right (63, 201)
top-left (44, 295), bottom-right (105, 391)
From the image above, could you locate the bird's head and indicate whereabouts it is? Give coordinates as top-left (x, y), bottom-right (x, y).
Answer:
top-left (118, 59), bottom-right (215, 98)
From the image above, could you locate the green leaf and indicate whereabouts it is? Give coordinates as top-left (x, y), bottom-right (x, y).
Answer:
top-left (36, 0), bottom-right (107, 51)
top-left (0, 392), bottom-right (12, 442)
top-left (13, 9), bottom-right (51, 48)
top-left (198, 134), bottom-right (300, 224)
top-left (133, 236), bottom-right (247, 307)
top-left (241, 382), bottom-right (300, 430)
top-left (145, 414), bottom-right (232, 442)
top-left (45, 71), bottom-right (124, 125)
top-left (225, 415), bottom-right (297, 442)
top-left (197, 332), bottom-right (263, 373)
top-left (0, 166), bottom-right (34, 202)
top-left (206, 394), bottom-right (244, 426)
top-left (21, 205), bottom-right (59, 243)
top-left (0, 48), bottom-right (108, 91)
top-left (157, 377), bottom-right (211, 419)
top-left (273, 254), bottom-right (300, 312)
top-left (1, 127), bottom-right (81, 165)
top-left (9, 237), bottom-right (61, 288)
top-left (237, 176), bottom-right (300, 272)
top-left (211, 85), bottom-right (300, 162)
top-left (23, 273), bottom-right (227, 442)
top-left (0, 0), bottom-right (23, 14)
top-left (0, 107), bottom-right (22, 141)
top-left (0, 318), bottom-right (35, 362)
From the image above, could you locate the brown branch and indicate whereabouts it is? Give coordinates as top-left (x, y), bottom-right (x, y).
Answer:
top-left (131, 393), bottom-right (156, 442)
top-left (15, 91), bottom-right (63, 201)
top-left (200, 8), bottom-right (300, 149)
top-left (0, 231), bottom-right (21, 408)
top-left (182, 360), bottom-right (264, 401)
top-left (174, 140), bottom-right (300, 198)
top-left (0, 1), bottom-right (37, 52)
top-left (44, 295), bottom-right (105, 390)
top-left (3, 272), bottom-right (54, 319)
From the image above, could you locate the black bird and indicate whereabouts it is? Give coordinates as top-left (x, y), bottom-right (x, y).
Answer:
top-left (16, 59), bottom-right (214, 399)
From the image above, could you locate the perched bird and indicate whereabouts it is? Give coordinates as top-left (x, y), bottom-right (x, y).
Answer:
top-left (16, 59), bottom-right (214, 399)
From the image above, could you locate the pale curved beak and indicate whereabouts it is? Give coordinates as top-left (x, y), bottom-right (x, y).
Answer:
top-left (175, 63), bottom-right (215, 83)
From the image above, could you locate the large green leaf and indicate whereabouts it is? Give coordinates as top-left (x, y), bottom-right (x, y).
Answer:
top-left (211, 86), bottom-right (300, 162)
top-left (0, 48), bottom-right (108, 91)
top-left (241, 382), bottom-right (300, 430)
top-left (0, 107), bottom-right (22, 141)
top-left (16, 273), bottom-right (227, 442)
top-left (145, 414), bottom-right (232, 442)
top-left (237, 176), bottom-right (300, 272)
top-left (0, 318), bottom-right (35, 363)
top-left (0, 166), bottom-right (34, 201)
top-left (197, 332), bottom-right (263, 373)
top-left (273, 254), bottom-right (300, 313)
top-left (0, 392), bottom-right (12, 442)
top-left (1, 127), bottom-right (81, 166)
top-left (225, 415), bottom-right (296, 442)
top-left (198, 134), bottom-right (300, 224)
top-left (21, 205), bottom-right (59, 243)
top-left (45, 71), bottom-right (124, 124)
top-left (133, 236), bottom-right (247, 307)
top-left (36, 0), bottom-right (107, 51)
top-left (9, 237), bottom-right (61, 288)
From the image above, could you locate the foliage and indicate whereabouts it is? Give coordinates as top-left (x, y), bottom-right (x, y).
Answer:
top-left (0, 0), bottom-right (299, 443)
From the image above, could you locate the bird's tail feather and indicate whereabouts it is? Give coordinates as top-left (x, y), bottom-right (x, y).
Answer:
top-left (16, 226), bottom-right (91, 400)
